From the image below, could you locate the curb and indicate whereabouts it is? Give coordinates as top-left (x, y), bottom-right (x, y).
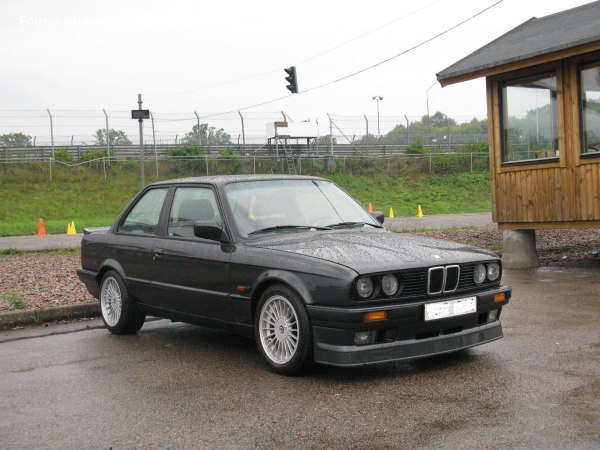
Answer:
top-left (0, 302), bottom-right (100, 330)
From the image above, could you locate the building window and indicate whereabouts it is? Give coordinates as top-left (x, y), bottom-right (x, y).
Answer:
top-left (580, 61), bottom-right (600, 156)
top-left (501, 73), bottom-right (559, 163)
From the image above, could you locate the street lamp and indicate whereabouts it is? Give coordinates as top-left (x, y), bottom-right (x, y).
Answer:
top-left (372, 96), bottom-right (383, 137)
top-left (426, 81), bottom-right (437, 117)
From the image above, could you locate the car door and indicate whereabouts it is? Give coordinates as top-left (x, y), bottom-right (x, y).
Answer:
top-left (112, 187), bottom-right (169, 301)
top-left (149, 185), bottom-right (233, 320)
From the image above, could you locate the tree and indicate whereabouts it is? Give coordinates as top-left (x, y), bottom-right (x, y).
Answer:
top-left (182, 124), bottom-right (231, 146)
top-left (94, 129), bottom-right (132, 146)
top-left (421, 111), bottom-right (457, 128)
top-left (0, 132), bottom-right (32, 147)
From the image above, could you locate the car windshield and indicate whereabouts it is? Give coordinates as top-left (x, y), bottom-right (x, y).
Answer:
top-left (224, 179), bottom-right (381, 238)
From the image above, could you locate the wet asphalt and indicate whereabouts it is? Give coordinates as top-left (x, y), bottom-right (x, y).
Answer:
top-left (0, 263), bottom-right (598, 449)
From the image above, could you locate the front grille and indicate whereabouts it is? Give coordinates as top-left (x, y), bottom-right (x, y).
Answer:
top-left (427, 265), bottom-right (460, 294)
top-left (427, 267), bottom-right (445, 294)
top-left (350, 261), bottom-right (501, 302)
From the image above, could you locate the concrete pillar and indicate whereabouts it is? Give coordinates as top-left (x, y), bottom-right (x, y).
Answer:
top-left (502, 229), bottom-right (540, 268)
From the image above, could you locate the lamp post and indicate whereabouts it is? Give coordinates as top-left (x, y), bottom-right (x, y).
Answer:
top-left (426, 81), bottom-right (437, 117)
top-left (372, 96), bottom-right (383, 137)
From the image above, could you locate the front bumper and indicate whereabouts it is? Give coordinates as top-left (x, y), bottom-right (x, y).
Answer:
top-left (307, 286), bottom-right (510, 367)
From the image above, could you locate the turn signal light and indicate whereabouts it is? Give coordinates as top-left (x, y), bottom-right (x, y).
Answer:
top-left (494, 292), bottom-right (506, 303)
top-left (364, 311), bottom-right (387, 322)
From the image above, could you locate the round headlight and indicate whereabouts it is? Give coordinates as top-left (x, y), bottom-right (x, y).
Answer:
top-left (381, 274), bottom-right (399, 296)
top-left (473, 264), bottom-right (486, 285)
top-left (487, 262), bottom-right (500, 281)
top-left (356, 277), bottom-right (374, 299)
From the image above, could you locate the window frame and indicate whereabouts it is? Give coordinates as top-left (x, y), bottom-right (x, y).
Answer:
top-left (578, 58), bottom-right (600, 161)
top-left (116, 186), bottom-right (170, 236)
top-left (499, 71), bottom-right (561, 166)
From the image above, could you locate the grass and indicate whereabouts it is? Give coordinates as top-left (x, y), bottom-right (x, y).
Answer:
top-left (0, 162), bottom-right (492, 236)
top-left (0, 291), bottom-right (27, 310)
top-left (330, 172), bottom-right (491, 217)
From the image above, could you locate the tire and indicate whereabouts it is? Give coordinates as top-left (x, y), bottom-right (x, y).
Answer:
top-left (100, 270), bottom-right (146, 335)
top-left (255, 284), bottom-right (313, 375)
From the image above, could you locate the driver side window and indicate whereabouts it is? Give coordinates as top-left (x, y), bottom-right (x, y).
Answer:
top-left (120, 188), bottom-right (168, 235)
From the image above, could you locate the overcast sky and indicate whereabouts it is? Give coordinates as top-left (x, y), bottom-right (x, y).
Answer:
top-left (0, 0), bottom-right (594, 143)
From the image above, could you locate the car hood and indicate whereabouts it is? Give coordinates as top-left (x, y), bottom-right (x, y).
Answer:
top-left (246, 229), bottom-right (497, 274)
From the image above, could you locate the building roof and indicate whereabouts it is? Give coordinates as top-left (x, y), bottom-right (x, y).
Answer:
top-left (437, 1), bottom-right (600, 85)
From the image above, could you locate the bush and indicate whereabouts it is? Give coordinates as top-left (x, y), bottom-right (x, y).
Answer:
top-left (466, 142), bottom-right (489, 153)
top-left (53, 148), bottom-right (73, 163)
top-left (406, 140), bottom-right (426, 155)
top-left (169, 144), bottom-right (206, 174)
top-left (218, 147), bottom-right (242, 174)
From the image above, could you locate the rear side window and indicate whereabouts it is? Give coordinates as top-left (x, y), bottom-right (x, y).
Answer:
top-left (168, 187), bottom-right (221, 239)
top-left (120, 188), bottom-right (168, 235)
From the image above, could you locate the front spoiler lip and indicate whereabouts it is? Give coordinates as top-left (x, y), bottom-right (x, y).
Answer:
top-left (313, 321), bottom-right (503, 367)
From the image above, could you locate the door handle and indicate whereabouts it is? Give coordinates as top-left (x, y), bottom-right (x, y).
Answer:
top-left (153, 248), bottom-right (164, 260)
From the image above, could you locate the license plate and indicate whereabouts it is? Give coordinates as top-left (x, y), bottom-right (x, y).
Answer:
top-left (424, 296), bottom-right (477, 321)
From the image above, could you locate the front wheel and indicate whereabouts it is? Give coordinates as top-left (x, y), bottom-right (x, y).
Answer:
top-left (100, 270), bottom-right (146, 334)
top-left (255, 284), bottom-right (313, 375)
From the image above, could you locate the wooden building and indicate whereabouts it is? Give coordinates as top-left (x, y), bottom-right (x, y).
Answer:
top-left (437, 1), bottom-right (600, 266)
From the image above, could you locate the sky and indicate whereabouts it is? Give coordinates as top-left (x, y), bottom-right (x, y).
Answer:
top-left (0, 0), bottom-right (594, 144)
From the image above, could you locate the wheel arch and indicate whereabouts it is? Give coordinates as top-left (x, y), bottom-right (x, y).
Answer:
top-left (250, 270), bottom-right (313, 322)
top-left (96, 259), bottom-right (127, 287)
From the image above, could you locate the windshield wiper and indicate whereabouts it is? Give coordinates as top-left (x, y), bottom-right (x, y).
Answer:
top-left (248, 225), bottom-right (332, 236)
top-left (325, 221), bottom-right (383, 229)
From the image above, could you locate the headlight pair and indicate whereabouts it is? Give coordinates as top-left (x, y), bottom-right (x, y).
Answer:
top-left (356, 274), bottom-right (400, 299)
top-left (473, 262), bottom-right (500, 285)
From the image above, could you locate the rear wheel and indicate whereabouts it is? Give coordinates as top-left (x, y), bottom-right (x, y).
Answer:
top-left (255, 284), bottom-right (313, 375)
top-left (100, 270), bottom-right (145, 334)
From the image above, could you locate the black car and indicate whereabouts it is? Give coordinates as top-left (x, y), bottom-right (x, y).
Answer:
top-left (78, 175), bottom-right (511, 375)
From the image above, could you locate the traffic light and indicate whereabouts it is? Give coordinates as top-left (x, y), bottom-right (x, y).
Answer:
top-left (284, 66), bottom-right (298, 94)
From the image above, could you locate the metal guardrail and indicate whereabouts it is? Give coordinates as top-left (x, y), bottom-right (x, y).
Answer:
top-left (0, 142), bottom-right (485, 162)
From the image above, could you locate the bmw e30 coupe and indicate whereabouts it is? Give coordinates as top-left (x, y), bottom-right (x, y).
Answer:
top-left (77, 175), bottom-right (511, 375)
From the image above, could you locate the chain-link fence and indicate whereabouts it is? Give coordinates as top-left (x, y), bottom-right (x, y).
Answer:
top-left (0, 153), bottom-right (490, 184)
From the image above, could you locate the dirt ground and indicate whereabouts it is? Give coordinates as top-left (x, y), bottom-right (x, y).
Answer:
top-left (1, 227), bottom-right (599, 312)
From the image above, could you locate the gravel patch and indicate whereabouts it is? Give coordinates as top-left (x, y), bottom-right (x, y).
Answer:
top-left (1, 227), bottom-right (599, 312)
top-left (0, 252), bottom-right (95, 312)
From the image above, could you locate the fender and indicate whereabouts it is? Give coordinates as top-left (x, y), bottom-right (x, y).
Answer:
top-left (252, 269), bottom-right (314, 305)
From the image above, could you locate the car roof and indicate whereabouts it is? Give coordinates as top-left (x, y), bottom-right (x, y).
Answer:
top-left (151, 174), bottom-right (327, 187)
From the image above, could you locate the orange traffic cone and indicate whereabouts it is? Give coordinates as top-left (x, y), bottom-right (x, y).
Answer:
top-left (37, 218), bottom-right (47, 236)
top-left (367, 203), bottom-right (373, 213)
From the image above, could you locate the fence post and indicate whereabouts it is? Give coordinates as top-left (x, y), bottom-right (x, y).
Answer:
top-left (470, 153), bottom-right (473, 172)
top-left (103, 157), bottom-right (107, 181)
top-left (238, 111), bottom-right (246, 154)
top-left (47, 109), bottom-right (54, 160)
top-left (194, 111), bottom-right (201, 147)
top-left (429, 154), bottom-right (432, 173)
top-left (205, 154), bottom-right (209, 176)
top-left (298, 156), bottom-right (301, 175)
top-left (49, 157), bottom-right (52, 182)
top-left (151, 112), bottom-right (158, 178)
top-left (103, 109), bottom-right (110, 157)
top-left (253, 155), bottom-right (256, 174)
top-left (363, 114), bottom-right (369, 154)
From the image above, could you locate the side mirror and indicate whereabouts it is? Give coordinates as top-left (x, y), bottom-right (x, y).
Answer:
top-left (193, 220), bottom-right (231, 243)
top-left (371, 211), bottom-right (385, 224)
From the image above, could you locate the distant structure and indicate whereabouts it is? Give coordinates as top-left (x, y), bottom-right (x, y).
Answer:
top-left (437, 1), bottom-right (600, 268)
top-left (265, 121), bottom-right (319, 174)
